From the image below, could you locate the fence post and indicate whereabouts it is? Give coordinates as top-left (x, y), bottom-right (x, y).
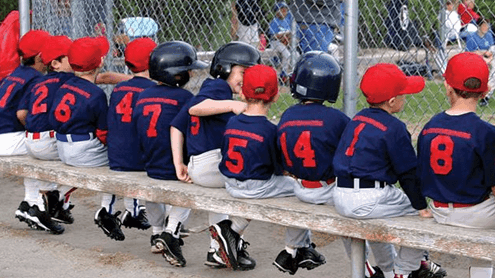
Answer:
top-left (350, 237), bottom-right (366, 278)
top-left (19, 0), bottom-right (30, 36)
top-left (343, 0), bottom-right (359, 118)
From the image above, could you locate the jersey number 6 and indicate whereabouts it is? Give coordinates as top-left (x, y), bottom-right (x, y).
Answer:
top-left (54, 93), bottom-right (76, 123)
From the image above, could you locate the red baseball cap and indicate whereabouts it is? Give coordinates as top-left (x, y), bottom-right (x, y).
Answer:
top-left (124, 38), bottom-right (157, 73)
top-left (360, 63), bottom-right (425, 104)
top-left (68, 36), bottom-right (110, 72)
top-left (18, 30), bottom-right (51, 59)
top-left (443, 52), bottom-right (489, 93)
top-left (40, 35), bottom-right (72, 65)
top-left (242, 64), bottom-right (278, 102)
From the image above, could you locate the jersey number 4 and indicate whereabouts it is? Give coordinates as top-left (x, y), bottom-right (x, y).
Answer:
top-left (226, 137), bottom-right (248, 174)
top-left (430, 135), bottom-right (454, 175)
top-left (116, 92), bottom-right (133, 123)
top-left (279, 131), bottom-right (316, 168)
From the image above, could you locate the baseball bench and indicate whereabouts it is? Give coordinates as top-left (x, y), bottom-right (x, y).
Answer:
top-left (0, 155), bottom-right (494, 278)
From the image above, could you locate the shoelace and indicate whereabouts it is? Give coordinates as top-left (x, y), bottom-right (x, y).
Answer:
top-left (238, 238), bottom-right (251, 256)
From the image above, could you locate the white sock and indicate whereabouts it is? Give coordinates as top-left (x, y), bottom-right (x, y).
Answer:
top-left (285, 246), bottom-right (297, 258)
top-left (58, 186), bottom-right (75, 210)
top-left (36, 193), bottom-right (45, 212)
top-left (100, 193), bottom-right (115, 214)
top-left (230, 216), bottom-right (249, 234)
top-left (165, 217), bottom-right (181, 239)
top-left (124, 198), bottom-right (138, 217)
top-left (152, 226), bottom-right (164, 235)
top-left (24, 181), bottom-right (39, 207)
top-left (365, 260), bottom-right (374, 277)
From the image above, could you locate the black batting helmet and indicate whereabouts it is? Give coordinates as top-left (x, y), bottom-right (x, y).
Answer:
top-left (290, 51), bottom-right (342, 103)
top-left (149, 41), bottom-right (208, 87)
top-left (210, 41), bottom-right (261, 80)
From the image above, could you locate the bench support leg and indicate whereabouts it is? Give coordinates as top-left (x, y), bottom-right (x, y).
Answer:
top-left (350, 237), bottom-right (365, 278)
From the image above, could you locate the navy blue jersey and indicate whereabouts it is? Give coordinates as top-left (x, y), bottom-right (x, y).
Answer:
top-left (49, 76), bottom-right (108, 134)
top-left (20, 72), bottom-right (75, 132)
top-left (334, 108), bottom-right (417, 183)
top-left (219, 114), bottom-right (282, 181)
top-left (277, 103), bottom-right (350, 181)
top-left (417, 112), bottom-right (495, 204)
top-left (0, 65), bottom-right (42, 134)
top-left (185, 78), bottom-right (235, 156)
top-left (107, 76), bottom-right (155, 171)
top-left (133, 84), bottom-right (193, 180)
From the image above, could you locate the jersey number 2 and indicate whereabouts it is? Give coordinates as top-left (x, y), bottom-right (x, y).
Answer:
top-left (430, 135), bottom-right (454, 175)
top-left (279, 131), bottom-right (316, 168)
top-left (226, 137), bottom-right (248, 174)
top-left (32, 85), bottom-right (49, 115)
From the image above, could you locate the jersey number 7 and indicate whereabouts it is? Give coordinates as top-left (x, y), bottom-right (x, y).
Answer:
top-left (142, 104), bottom-right (161, 137)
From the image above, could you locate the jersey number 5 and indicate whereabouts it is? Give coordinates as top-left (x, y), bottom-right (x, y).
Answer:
top-left (430, 135), bottom-right (454, 175)
top-left (279, 131), bottom-right (316, 168)
top-left (226, 137), bottom-right (248, 174)
top-left (54, 93), bottom-right (76, 123)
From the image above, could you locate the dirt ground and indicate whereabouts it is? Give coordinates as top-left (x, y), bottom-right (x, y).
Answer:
top-left (0, 175), bottom-right (486, 278)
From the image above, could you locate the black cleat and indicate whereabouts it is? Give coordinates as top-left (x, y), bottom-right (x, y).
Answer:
top-left (296, 243), bottom-right (326, 270)
top-left (209, 220), bottom-right (239, 270)
top-left (94, 207), bottom-right (125, 241)
top-left (150, 234), bottom-right (162, 254)
top-left (367, 266), bottom-right (386, 278)
top-left (25, 205), bottom-right (65, 234)
top-left (15, 201), bottom-right (30, 224)
top-left (205, 248), bottom-right (227, 268)
top-left (155, 232), bottom-right (186, 267)
top-left (273, 250), bottom-right (298, 275)
top-left (121, 206), bottom-right (151, 230)
top-left (237, 238), bottom-right (256, 271)
top-left (44, 190), bottom-right (74, 224)
top-left (410, 260), bottom-right (447, 278)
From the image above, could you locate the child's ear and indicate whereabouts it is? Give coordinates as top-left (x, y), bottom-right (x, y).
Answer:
top-left (388, 97), bottom-right (396, 106)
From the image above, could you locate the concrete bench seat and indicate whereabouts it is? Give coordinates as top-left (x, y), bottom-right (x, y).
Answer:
top-left (0, 155), bottom-right (494, 277)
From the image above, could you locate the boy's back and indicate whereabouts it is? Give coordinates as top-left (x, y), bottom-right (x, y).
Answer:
top-left (107, 76), bottom-right (155, 171)
top-left (278, 103), bottom-right (349, 181)
top-left (418, 112), bottom-right (495, 204)
top-left (134, 84), bottom-right (192, 180)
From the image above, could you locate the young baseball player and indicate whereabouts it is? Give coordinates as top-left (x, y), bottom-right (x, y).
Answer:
top-left (417, 52), bottom-right (495, 278)
top-left (105, 37), bottom-right (156, 235)
top-left (47, 36), bottom-right (126, 240)
top-left (135, 41), bottom-right (207, 267)
top-left (273, 51), bottom-right (349, 275)
top-left (16, 35), bottom-right (77, 234)
top-left (332, 63), bottom-right (446, 278)
top-left (170, 41), bottom-right (260, 269)
top-left (211, 64), bottom-right (295, 271)
top-left (1, 29), bottom-right (63, 234)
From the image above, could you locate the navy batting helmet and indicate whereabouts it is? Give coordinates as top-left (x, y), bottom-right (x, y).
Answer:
top-left (149, 41), bottom-right (208, 87)
top-left (210, 41), bottom-right (261, 80)
top-left (290, 51), bottom-right (342, 103)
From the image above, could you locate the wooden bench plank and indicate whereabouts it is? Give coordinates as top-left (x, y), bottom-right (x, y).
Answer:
top-left (0, 155), bottom-right (494, 261)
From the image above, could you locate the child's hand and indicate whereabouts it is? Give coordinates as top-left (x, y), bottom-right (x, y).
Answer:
top-left (231, 101), bottom-right (247, 115)
top-left (176, 164), bottom-right (192, 183)
top-left (418, 209), bottom-right (433, 218)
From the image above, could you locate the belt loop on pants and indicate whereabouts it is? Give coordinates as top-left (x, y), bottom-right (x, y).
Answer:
top-left (56, 132), bottom-right (93, 143)
top-left (337, 176), bottom-right (387, 189)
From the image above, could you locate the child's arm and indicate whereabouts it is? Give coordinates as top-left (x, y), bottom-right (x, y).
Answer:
top-left (171, 126), bottom-right (192, 183)
top-left (188, 99), bottom-right (246, 116)
top-left (95, 72), bottom-right (132, 85)
top-left (16, 109), bottom-right (28, 126)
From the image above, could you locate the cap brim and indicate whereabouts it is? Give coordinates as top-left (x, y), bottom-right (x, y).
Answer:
top-left (401, 75), bottom-right (425, 95)
top-left (190, 60), bottom-right (209, 70)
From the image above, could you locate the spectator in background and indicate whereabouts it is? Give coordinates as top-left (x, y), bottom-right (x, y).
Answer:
top-left (268, 1), bottom-right (300, 83)
top-left (465, 17), bottom-right (495, 106)
top-left (290, 0), bottom-right (341, 53)
top-left (457, 0), bottom-right (480, 32)
top-left (440, 0), bottom-right (462, 41)
top-left (231, 0), bottom-right (261, 48)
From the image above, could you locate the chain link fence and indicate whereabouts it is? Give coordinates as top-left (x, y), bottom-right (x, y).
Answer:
top-left (11, 0), bottom-right (495, 141)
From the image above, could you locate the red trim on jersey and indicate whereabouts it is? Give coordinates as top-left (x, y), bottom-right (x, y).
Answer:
top-left (278, 120), bottom-right (324, 130)
top-left (225, 129), bottom-right (264, 142)
top-left (113, 86), bottom-right (144, 93)
top-left (422, 128), bottom-right (471, 140)
top-left (60, 84), bottom-right (91, 99)
top-left (96, 129), bottom-right (108, 145)
top-left (5, 76), bottom-right (25, 84)
top-left (33, 78), bottom-right (60, 89)
top-left (136, 97), bottom-right (178, 106)
top-left (353, 115), bottom-right (387, 131)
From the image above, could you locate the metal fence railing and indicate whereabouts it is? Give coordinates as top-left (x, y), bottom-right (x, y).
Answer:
top-left (9, 0), bottom-right (495, 141)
